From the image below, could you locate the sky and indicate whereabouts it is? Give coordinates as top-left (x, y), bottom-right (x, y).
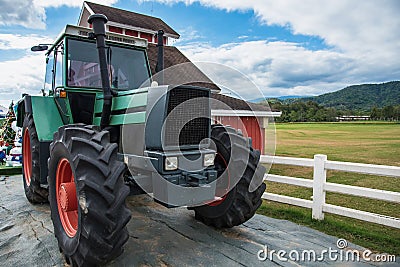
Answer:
top-left (0, 0), bottom-right (399, 106)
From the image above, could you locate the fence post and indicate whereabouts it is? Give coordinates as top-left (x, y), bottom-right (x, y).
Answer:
top-left (312, 154), bottom-right (327, 220)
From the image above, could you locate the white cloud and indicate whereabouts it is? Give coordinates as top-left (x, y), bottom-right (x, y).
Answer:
top-left (144, 0), bottom-right (400, 54)
top-left (0, 0), bottom-right (46, 29)
top-left (148, 0), bottom-right (400, 97)
top-left (0, 34), bottom-right (53, 50)
top-left (171, 26), bottom-right (203, 45)
top-left (0, 0), bottom-right (118, 29)
top-left (0, 53), bottom-right (47, 103)
top-left (178, 40), bottom-right (398, 98)
top-left (249, 1), bottom-right (400, 55)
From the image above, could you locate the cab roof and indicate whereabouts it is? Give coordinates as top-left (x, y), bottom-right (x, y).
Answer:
top-left (47, 24), bottom-right (148, 54)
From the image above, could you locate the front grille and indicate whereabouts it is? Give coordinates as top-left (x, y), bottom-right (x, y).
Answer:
top-left (164, 87), bottom-right (210, 147)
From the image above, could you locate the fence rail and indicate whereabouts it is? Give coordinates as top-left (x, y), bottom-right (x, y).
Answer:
top-left (260, 154), bottom-right (400, 229)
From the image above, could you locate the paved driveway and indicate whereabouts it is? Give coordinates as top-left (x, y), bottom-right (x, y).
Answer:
top-left (0, 175), bottom-right (396, 266)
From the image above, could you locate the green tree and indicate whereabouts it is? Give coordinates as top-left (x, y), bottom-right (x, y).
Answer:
top-left (370, 106), bottom-right (381, 120)
top-left (382, 105), bottom-right (394, 120)
top-left (393, 105), bottom-right (400, 121)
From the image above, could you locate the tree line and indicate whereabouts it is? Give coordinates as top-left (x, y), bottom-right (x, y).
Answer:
top-left (370, 106), bottom-right (400, 121)
top-left (265, 100), bottom-right (400, 122)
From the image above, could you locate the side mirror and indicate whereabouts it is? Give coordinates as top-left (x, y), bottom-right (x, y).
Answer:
top-left (31, 45), bottom-right (48, 52)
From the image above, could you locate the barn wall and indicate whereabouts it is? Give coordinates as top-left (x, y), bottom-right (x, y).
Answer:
top-left (212, 116), bottom-right (265, 154)
top-left (79, 9), bottom-right (91, 27)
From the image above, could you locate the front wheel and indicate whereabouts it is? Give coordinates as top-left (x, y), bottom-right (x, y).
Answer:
top-left (48, 125), bottom-right (131, 266)
top-left (193, 125), bottom-right (266, 228)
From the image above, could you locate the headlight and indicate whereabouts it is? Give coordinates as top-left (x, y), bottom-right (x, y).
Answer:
top-left (203, 153), bottom-right (215, 167)
top-left (165, 156), bottom-right (178, 171)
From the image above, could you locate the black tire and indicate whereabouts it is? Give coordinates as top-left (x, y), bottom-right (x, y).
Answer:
top-left (22, 114), bottom-right (48, 203)
top-left (193, 124), bottom-right (266, 228)
top-left (48, 124), bottom-right (131, 266)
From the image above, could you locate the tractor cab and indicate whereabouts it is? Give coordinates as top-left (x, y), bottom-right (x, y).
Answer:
top-left (39, 24), bottom-right (151, 125)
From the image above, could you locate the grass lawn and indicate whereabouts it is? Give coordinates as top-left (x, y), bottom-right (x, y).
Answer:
top-left (258, 122), bottom-right (400, 255)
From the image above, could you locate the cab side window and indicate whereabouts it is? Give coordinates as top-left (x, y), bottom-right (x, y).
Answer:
top-left (44, 53), bottom-right (54, 91)
top-left (44, 42), bottom-right (64, 92)
top-left (54, 43), bottom-right (64, 88)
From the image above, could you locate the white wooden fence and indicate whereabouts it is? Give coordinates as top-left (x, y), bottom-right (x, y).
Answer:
top-left (260, 154), bottom-right (400, 229)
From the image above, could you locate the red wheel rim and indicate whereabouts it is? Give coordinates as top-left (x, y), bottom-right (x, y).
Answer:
top-left (207, 153), bottom-right (230, 206)
top-left (23, 128), bottom-right (32, 186)
top-left (56, 158), bottom-right (78, 238)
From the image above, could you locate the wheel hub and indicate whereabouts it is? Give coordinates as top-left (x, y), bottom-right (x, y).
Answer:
top-left (58, 182), bottom-right (77, 212)
top-left (56, 158), bottom-right (78, 237)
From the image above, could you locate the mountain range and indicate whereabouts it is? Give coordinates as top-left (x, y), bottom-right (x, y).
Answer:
top-left (300, 81), bottom-right (400, 110)
top-left (264, 81), bottom-right (400, 111)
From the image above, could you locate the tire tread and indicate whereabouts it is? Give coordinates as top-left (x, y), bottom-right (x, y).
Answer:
top-left (48, 124), bottom-right (131, 266)
top-left (194, 124), bottom-right (266, 228)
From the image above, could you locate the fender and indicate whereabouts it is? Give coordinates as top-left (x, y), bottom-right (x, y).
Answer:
top-left (16, 95), bottom-right (32, 128)
top-left (18, 96), bottom-right (65, 141)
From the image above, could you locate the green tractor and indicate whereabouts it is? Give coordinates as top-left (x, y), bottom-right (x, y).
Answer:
top-left (16, 14), bottom-right (266, 266)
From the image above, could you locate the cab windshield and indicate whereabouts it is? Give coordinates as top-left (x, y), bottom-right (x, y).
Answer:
top-left (67, 38), bottom-right (151, 90)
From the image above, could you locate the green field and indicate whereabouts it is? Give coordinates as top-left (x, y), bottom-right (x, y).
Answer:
top-left (259, 122), bottom-right (400, 255)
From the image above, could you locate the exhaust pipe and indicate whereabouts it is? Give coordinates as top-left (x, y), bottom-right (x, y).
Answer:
top-left (156, 30), bottom-right (164, 84)
top-left (88, 14), bottom-right (112, 129)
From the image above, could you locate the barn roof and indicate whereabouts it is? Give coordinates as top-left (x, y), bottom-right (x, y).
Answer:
top-left (84, 1), bottom-right (180, 38)
top-left (147, 44), bottom-right (220, 92)
top-left (211, 94), bottom-right (274, 112)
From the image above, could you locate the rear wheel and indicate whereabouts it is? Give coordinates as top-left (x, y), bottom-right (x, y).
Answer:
top-left (48, 124), bottom-right (131, 266)
top-left (22, 114), bottom-right (48, 203)
top-left (193, 125), bottom-right (266, 228)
